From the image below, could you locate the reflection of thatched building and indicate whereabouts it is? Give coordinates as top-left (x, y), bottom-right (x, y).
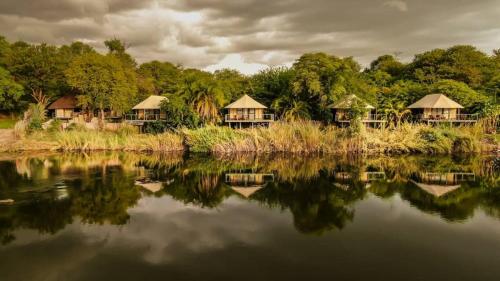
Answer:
top-left (225, 173), bottom-right (274, 198)
top-left (135, 179), bottom-right (164, 193)
top-left (334, 169), bottom-right (386, 189)
top-left (411, 172), bottom-right (475, 197)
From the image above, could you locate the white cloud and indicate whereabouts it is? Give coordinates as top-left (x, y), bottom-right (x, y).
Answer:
top-left (204, 54), bottom-right (269, 75)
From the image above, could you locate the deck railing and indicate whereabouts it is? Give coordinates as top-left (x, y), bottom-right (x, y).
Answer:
top-left (335, 114), bottom-right (386, 122)
top-left (417, 114), bottom-right (479, 121)
top-left (225, 114), bottom-right (275, 122)
top-left (125, 114), bottom-right (166, 121)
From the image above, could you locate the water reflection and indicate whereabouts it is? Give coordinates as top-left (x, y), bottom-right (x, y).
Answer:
top-left (0, 152), bottom-right (498, 244)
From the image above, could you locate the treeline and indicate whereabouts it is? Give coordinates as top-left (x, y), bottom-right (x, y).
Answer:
top-left (0, 35), bottom-right (499, 125)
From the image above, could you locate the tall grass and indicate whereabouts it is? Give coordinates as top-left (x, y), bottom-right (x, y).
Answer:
top-left (182, 121), bottom-right (490, 154)
top-left (55, 128), bottom-right (184, 151)
top-left (3, 120), bottom-right (495, 154)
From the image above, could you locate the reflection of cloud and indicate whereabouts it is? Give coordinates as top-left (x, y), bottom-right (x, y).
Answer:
top-left (3, 191), bottom-right (500, 279)
top-left (77, 196), bottom-right (286, 264)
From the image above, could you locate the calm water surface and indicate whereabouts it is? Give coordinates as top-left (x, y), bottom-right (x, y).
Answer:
top-left (0, 152), bottom-right (499, 281)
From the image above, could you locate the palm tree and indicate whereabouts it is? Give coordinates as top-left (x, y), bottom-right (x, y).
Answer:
top-left (190, 80), bottom-right (225, 124)
top-left (383, 101), bottom-right (411, 127)
top-left (174, 71), bottom-right (226, 124)
top-left (272, 94), bottom-right (311, 121)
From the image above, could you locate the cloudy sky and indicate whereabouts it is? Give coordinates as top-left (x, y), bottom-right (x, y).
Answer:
top-left (0, 0), bottom-right (499, 74)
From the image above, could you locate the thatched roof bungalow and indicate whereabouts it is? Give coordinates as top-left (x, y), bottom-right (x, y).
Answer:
top-left (127, 95), bottom-right (168, 122)
top-left (331, 94), bottom-right (384, 125)
top-left (47, 95), bottom-right (79, 119)
top-left (224, 94), bottom-right (274, 127)
top-left (408, 94), bottom-right (477, 123)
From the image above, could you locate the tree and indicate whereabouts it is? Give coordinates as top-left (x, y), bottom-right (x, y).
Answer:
top-left (190, 80), bottom-right (225, 124)
top-left (214, 69), bottom-right (249, 102)
top-left (0, 36), bottom-right (10, 67)
top-left (368, 54), bottom-right (405, 78)
top-left (5, 43), bottom-right (67, 106)
top-left (272, 93), bottom-right (311, 121)
top-left (430, 79), bottom-right (488, 110)
top-left (407, 45), bottom-right (494, 89)
top-left (485, 73), bottom-right (500, 104)
top-left (291, 53), bottom-right (375, 122)
top-left (0, 67), bottom-right (24, 113)
top-left (65, 52), bottom-right (138, 122)
top-left (251, 66), bottom-right (295, 109)
top-left (104, 38), bottom-right (136, 67)
top-left (160, 95), bottom-right (200, 129)
top-left (175, 69), bottom-right (226, 124)
top-left (138, 60), bottom-right (181, 95)
top-left (377, 80), bottom-right (427, 126)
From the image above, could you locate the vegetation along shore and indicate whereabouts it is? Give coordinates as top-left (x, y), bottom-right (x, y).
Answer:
top-left (0, 121), bottom-right (497, 154)
top-left (0, 36), bottom-right (498, 154)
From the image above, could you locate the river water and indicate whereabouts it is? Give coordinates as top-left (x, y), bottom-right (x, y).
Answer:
top-left (0, 152), bottom-right (499, 281)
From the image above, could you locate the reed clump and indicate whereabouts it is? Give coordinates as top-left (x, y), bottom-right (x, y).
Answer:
top-left (182, 121), bottom-right (490, 154)
top-left (53, 126), bottom-right (183, 151)
top-left (3, 120), bottom-right (495, 154)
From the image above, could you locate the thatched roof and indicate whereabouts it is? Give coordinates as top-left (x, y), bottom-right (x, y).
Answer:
top-left (331, 94), bottom-right (375, 109)
top-left (47, 95), bottom-right (78, 110)
top-left (232, 186), bottom-right (263, 198)
top-left (225, 94), bottom-right (267, 109)
top-left (133, 95), bottom-right (168, 110)
top-left (411, 180), bottom-right (460, 197)
top-left (135, 180), bottom-right (163, 193)
top-left (408, 94), bottom-right (463, 109)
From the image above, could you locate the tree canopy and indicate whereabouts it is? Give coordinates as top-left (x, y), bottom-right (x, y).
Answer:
top-left (0, 35), bottom-right (497, 125)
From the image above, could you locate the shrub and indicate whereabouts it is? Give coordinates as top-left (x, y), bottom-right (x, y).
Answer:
top-left (27, 118), bottom-right (43, 133)
top-left (144, 121), bottom-right (168, 134)
top-left (116, 123), bottom-right (138, 136)
top-left (47, 119), bottom-right (63, 133)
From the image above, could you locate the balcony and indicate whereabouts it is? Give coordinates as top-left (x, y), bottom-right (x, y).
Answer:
top-left (225, 114), bottom-right (275, 122)
top-left (417, 114), bottom-right (479, 123)
top-left (125, 114), bottom-right (166, 122)
top-left (335, 114), bottom-right (386, 123)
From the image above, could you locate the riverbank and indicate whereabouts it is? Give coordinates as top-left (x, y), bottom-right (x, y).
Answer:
top-left (0, 122), bottom-right (498, 154)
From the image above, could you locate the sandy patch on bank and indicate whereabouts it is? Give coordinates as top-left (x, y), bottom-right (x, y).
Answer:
top-left (0, 129), bottom-right (14, 145)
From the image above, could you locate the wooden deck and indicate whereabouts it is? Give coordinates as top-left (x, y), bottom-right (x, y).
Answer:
top-left (125, 114), bottom-right (166, 124)
top-left (417, 114), bottom-right (479, 124)
top-left (225, 114), bottom-right (275, 123)
top-left (335, 114), bottom-right (386, 124)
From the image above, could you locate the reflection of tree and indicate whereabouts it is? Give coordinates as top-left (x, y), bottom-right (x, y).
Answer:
top-left (0, 163), bottom-right (141, 245)
top-left (398, 181), bottom-right (482, 221)
top-left (253, 171), bottom-right (367, 235)
top-left (1, 152), bottom-right (499, 244)
top-left (164, 172), bottom-right (231, 208)
top-left (69, 166), bottom-right (141, 225)
top-left (0, 199), bottom-right (73, 245)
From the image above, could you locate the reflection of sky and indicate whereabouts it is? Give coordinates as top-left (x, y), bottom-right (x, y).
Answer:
top-left (2, 194), bottom-right (500, 281)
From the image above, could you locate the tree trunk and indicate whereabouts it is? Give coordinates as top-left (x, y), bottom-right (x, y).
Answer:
top-left (99, 106), bottom-right (105, 130)
top-left (31, 89), bottom-right (49, 106)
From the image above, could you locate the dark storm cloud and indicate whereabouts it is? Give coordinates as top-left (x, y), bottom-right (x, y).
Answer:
top-left (0, 0), bottom-right (499, 72)
top-left (0, 0), bottom-right (154, 21)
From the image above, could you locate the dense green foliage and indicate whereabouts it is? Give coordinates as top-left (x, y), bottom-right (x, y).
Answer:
top-left (0, 35), bottom-right (498, 125)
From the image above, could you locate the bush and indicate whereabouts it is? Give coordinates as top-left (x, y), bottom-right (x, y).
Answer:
top-left (144, 121), bottom-right (168, 134)
top-left (116, 123), bottom-right (138, 136)
top-left (27, 118), bottom-right (43, 133)
top-left (47, 119), bottom-right (63, 133)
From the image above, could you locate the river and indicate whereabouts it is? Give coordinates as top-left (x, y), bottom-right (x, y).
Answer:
top-left (0, 152), bottom-right (499, 280)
